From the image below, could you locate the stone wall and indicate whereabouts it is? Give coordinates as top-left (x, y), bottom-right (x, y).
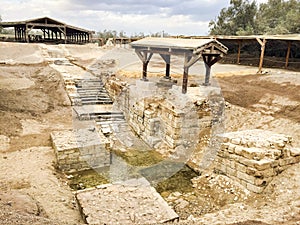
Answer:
top-left (51, 128), bottom-right (111, 173)
top-left (214, 129), bottom-right (300, 193)
top-left (106, 78), bottom-right (223, 159)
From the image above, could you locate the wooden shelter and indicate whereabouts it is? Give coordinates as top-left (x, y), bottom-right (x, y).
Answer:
top-left (177, 34), bottom-right (300, 72)
top-left (0, 17), bottom-right (93, 44)
top-left (130, 37), bottom-right (228, 94)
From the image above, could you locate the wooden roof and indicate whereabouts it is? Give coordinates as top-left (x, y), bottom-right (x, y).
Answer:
top-left (0, 16), bottom-right (93, 34)
top-left (177, 34), bottom-right (300, 42)
top-left (130, 37), bottom-right (228, 55)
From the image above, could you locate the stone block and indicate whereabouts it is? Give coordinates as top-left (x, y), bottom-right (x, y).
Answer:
top-left (290, 148), bottom-right (300, 157)
top-left (237, 171), bottom-right (255, 184)
top-left (235, 162), bottom-right (247, 173)
top-left (246, 182), bottom-right (265, 193)
top-left (231, 138), bottom-right (241, 145)
top-left (226, 166), bottom-right (237, 177)
top-left (252, 159), bottom-right (273, 171)
top-left (220, 143), bottom-right (230, 151)
top-left (279, 157), bottom-right (298, 166)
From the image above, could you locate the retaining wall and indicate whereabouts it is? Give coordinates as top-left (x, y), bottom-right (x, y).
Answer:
top-left (214, 129), bottom-right (300, 193)
top-left (51, 128), bottom-right (111, 173)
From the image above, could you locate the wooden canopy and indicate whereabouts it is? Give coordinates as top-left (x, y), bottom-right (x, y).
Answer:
top-left (130, 37), bottom-right (228, 94)
top-left (0, 17), bottom-right (93, 44)
top-left (177, 34), bottom-right (300, 72)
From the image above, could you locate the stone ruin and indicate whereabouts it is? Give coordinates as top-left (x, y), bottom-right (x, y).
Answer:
top-left (51, 127), bottom-right (111, 172)
top-left (108, 78), bottom-right (224, 160)
top-left (214, 129), bottom-right (300, 193)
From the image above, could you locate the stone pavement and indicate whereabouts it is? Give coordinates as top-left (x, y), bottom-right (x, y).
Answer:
top-left (76, 178), bottom-right (179, 225)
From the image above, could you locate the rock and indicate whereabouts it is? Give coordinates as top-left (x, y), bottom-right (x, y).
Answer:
top-left (175, 198), bottom-right (189, 209)
top-left (0, 135), bottom-right (10, 152)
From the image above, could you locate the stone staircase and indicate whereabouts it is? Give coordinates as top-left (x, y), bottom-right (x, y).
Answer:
top-left (74, 79), bottom-right (113, 105)
top-left (71, 78), bottom-right (128, 137)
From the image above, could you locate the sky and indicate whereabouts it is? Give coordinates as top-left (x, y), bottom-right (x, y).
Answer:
top-left (0, 0), bottom-right (268, 36)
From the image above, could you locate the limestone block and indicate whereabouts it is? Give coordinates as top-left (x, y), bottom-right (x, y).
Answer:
top-left (231, 138), bottom-right (241, 145)
top-left (254, 168), bottom-right (276, 178)
top-left (235, 162), bottom-right (247, 173)
top-left (279, 157), bottom-right (298, 167)
top-left (246, 182), bottom-right (265, 193)
top-left (237, 171), bottom-right (255, 184)
top-left (290, 148), bottom-right (300, 157)
top-left (265, 149), bottom-right (282, 160)
top-left (226, 166), bottom-right (237, 177)
top-left (240, 147), bottom-right (265, 160)
top-left (252, 159), bottom-right (273, 171)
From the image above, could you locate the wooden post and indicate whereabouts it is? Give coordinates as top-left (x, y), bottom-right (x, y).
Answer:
top-left (135, 51), bottom-right (153, 81)
top-left (285, 41), bottom-right (291, 69)
top-left (182, 54), bottom-right (192, 94)
top-left (202, 55), bottom-right (212, 86)
top-left (256, 38), bottom-right (266, 74)
top-left (182, 66), bottom-right (189, 94)
top-left (64, 26), bottom-right (67, 44)
top-left (237, 40), bottom-right (242, 64)
top-left (204, 61), bottom-right (211, 86)
top-left (14, 27), bottom-right (17, 41)
top-left (160, 54), bottom-right (171, 79)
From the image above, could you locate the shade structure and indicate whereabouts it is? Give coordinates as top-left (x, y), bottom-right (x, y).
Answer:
top-left (130, 37), bottom-right (228, 94)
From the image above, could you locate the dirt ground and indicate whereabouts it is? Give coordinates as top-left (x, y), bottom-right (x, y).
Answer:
top-left (0, 42), bottom-right (299, 224)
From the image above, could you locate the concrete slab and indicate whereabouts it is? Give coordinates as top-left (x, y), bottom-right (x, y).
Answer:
top-left (76, 177), bottom-right (179, 224)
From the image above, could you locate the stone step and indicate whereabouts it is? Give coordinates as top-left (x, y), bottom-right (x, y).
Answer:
top-left (80, 96), bottom-right (111, 101)
top-left (81, 100), bottom-right (113, 105)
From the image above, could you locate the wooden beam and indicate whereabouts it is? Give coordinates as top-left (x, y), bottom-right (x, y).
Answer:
top-left (256, 38), bottom-right (266, 74)
top-left (184, 54), bottom-right (202, 68)
top-left (285, 41), bottom-right (291, 69)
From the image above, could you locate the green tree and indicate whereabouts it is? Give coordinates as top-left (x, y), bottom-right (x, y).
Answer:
top-left (209, 0), bottom-right (257, 35)
top-left (256, 0), bottom-right (300, 34)
top-left (210, 0), bottom-right (300, 35)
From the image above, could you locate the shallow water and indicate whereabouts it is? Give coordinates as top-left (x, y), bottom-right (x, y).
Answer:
top-left (68, 148), bottom-right (198, 193)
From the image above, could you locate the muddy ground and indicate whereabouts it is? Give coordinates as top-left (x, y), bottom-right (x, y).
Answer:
top-left (0, 42), bottom-right (299, 224)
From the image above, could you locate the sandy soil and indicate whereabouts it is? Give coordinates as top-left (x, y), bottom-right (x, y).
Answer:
top-left (0, 42), bottom-right (299, 225)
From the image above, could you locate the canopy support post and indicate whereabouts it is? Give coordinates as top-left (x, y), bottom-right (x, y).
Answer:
top-left (256, 38), bottom-right (266, 74)
top-left (160, 54), bottom-right (171, 79)
top-left (285, 41), bottom-right (291, 69)
top-left (136, 50), bottom-right (153, 81)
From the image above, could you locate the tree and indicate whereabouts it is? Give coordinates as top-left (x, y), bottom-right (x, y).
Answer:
top-left (256, 0), bottom-right (300, 34)
top-left (209, 0), bottom-right (300, 35)
top-left (209, 0), bottom-right (257, 35)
